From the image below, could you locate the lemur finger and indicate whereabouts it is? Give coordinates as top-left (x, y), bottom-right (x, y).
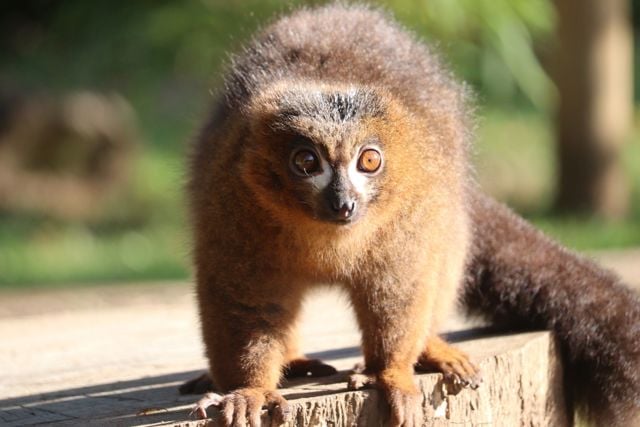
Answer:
top-left (220, 396), bottom-right (235, 426)
top-left (231, 394), bottom-right (247, 427)
top-left (246, 396), bottom-right (262, 427)
top-left (190, 392), bottom-right (223, 419)
top-left (264, 391), bottom-right (291, 424)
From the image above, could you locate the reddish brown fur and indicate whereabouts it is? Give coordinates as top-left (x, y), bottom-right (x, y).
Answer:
top-left (186, 3), bottom-right (640, 426)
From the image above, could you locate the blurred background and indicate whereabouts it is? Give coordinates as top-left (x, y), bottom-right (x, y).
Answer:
top-left (0, 0), bottom-right (638, 288)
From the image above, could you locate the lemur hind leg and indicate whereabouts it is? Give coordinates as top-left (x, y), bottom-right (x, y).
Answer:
top-left (179, 349), bottom-right (337, 395)
top-left (282, 329), bottom-right (337, 379)
top-left (284, 357), bottom-right (338, 378)
top-left (179, 373), bottom-right (215, 395)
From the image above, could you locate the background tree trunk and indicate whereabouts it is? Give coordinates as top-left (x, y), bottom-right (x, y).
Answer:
top-left (553, 0), bottom-right (633, 219)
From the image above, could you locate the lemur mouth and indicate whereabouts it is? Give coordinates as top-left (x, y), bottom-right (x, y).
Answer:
top-left (329, 217), bottom-right (355, 225)
top-left (316, 210), bottom-right (362, 226)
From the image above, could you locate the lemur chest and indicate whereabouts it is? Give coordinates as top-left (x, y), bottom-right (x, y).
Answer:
top-left (269, 232), bottom-right (367, 283)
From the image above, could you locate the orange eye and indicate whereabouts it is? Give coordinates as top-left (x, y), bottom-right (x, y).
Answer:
top-left (292, 149), bottom-right (321, 175)
top-left (357, 149), bottom-right (382, 173)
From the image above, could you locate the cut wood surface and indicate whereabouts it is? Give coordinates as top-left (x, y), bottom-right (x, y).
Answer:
top-left (0, 282), bottom-right (572, 426)
top-left (203, 331), bottom-right (568, 427)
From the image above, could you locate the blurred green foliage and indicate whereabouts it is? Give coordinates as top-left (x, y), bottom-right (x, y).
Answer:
top-left (0, 0), bottom-right (554, 121)
top-left (0, 149), bottom-right (188, 286)
top-left (0, 0), bottom-right (638, 287)
top-left (2, 109), bottom-right (639, 288)
top-left (391, 0), bottom-right (554, 109)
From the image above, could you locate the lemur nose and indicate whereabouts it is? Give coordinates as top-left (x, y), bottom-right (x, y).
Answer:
top-left (332, 200), bottom-right (356, 218)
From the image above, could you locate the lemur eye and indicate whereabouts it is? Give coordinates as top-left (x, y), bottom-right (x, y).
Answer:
top-left (291, 149), bottom-right (321, 176)
top-left (357, 148), bottom-right (382, 173)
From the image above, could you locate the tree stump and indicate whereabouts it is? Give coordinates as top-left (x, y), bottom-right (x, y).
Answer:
top-left (78, 331), bottom-right (566, 426)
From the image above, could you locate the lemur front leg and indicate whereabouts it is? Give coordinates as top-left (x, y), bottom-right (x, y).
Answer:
top-left (180, 328), bottom-right (337, 396)
top-left (347, 280), bottom-right (431, 427)
top-left (192, 277), bottom-right (300, 426)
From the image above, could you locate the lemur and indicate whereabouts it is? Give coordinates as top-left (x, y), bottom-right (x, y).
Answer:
top-left (183, 4), bottom-right (640, 426)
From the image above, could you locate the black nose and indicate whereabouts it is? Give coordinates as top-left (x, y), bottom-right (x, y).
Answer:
top-left (331, 198), bottom-right (356, 219)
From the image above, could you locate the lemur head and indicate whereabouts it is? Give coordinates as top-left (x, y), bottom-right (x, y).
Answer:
top-left (238, 82), bottom-right (432, 228)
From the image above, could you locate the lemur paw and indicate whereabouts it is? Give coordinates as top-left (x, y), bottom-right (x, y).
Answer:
top-left (385, 385), bottom-right (424, 427)
top-left (415, 338), bottom-right (482, 389)
top-left (348, 370), bottom-right (424, 427)
top-left (284, 357), bottom-right (337, 378)
top-left (190, 388), bottom-right (291, 426)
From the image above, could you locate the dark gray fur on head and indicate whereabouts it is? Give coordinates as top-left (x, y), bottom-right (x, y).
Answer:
top-left (224, 3), bottom-right (471, 127)
top-left (274, 87), bottom-right (384, 123)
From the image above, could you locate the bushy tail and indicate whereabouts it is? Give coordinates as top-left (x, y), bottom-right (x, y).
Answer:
top-left (462, 192), bottom-right (640, 426)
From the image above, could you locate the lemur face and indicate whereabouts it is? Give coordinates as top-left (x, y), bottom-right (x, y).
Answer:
top-left (285, 132), bottom-right (383, 224)
top-left (243, 84), bottom-right (394, 226)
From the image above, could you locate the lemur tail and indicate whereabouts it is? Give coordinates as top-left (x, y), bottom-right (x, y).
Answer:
top-left (462, 191), bottom-right (640, 426)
